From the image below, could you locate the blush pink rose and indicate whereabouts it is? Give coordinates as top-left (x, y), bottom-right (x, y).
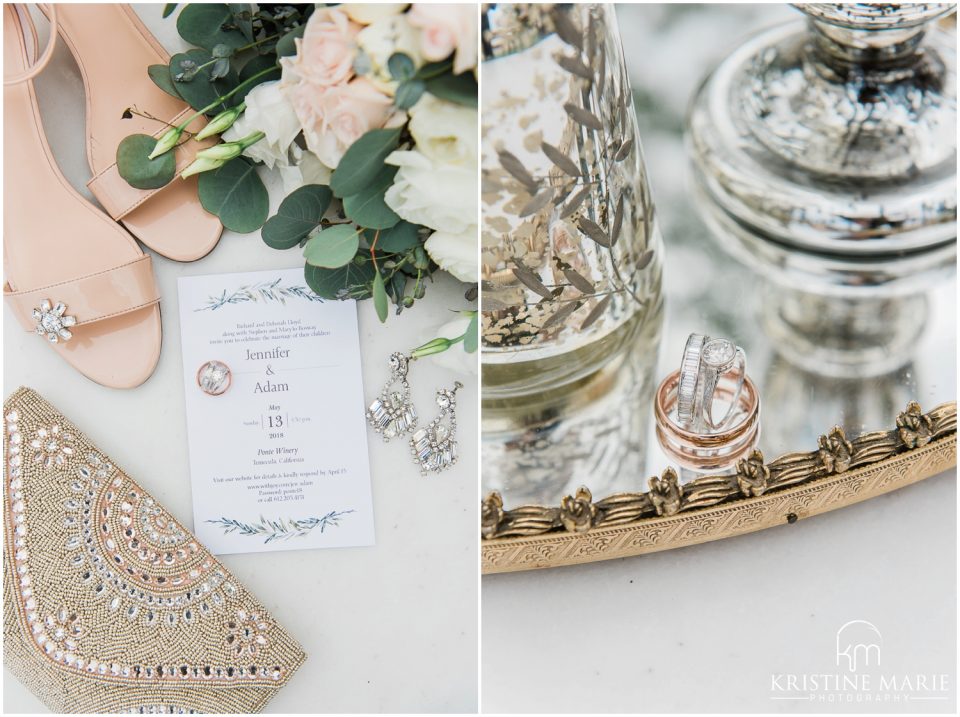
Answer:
top-left (407, 4), bottom-right (478, 75)
top-left (287, 7), bottom-right (360, 87)
top-left (287, 77), bottom-right (394, 169)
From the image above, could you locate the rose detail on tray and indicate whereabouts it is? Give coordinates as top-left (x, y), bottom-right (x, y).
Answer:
top-left (116, 3), bottom-right (478, 330)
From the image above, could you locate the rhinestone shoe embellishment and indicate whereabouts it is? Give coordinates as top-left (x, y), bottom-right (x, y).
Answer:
top-left (32, 299), bottom-right (77, 343)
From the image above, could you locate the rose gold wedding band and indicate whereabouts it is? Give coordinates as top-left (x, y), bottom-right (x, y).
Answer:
top-left (655, 369), bottom-right (761, 471)
top-left (655, 370), bottom-right (760, 445)
top-left (196, 359), bottom-right (232, 397)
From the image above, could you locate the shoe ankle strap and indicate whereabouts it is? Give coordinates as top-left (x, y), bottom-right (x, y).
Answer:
top-left (4, 4), bottom-right (58, 86)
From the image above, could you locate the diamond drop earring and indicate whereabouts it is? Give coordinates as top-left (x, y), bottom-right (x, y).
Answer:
top-left (366, 352), bottom-right (418, 441)
top-left (409, 381), bottom-right (462, 475)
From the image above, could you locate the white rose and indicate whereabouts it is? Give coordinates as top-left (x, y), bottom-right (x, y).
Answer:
top-left (384, 149), bottom-right (475, 235)
top-left (222, 81), bottom-right (300, 169)
top-left (407, 93), bottom-right (476, 166)
top-left (425, 228), bottom-right (477, 283)
top-left (423, 315), bottom-right (478, 375)
top-left (277, 148), bottom-right (333, 194)
top-left (357, 13), bottom-right (423, 96)
top-left (341, 3), bottom-right (408, 25)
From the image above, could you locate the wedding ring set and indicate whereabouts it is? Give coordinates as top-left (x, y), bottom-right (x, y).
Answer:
top-left (196, 360), bottom-right (232, 396)
top-left (655, 333), bottom-right (760, 471)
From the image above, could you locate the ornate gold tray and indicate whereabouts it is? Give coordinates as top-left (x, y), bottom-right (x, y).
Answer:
top-left (482, 401), bottom-right (956, 573)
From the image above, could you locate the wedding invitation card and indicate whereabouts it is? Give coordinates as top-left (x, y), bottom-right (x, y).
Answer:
top-left (178, 268), bottom-right (375, 555)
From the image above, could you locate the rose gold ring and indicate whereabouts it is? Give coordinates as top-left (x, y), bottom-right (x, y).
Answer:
top-left (196, 360), bottom-right (232, 396)
top-left (655, 369), bottom-right (761, 471)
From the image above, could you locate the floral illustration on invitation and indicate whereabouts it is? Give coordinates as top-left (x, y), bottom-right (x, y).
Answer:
top-left (196, 278), bottom-right (323, 312)
top-left (178, 267), bottom-right (376, 556)
top-left (207, 510), bottom-right (355, 544)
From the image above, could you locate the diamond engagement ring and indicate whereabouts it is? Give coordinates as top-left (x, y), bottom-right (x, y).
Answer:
top-left (673, 333), bottom-right (748, 433)
top-left (196, 360), bottom-right (232, 396)
top-left (693, 337), bottom-right (746, 433)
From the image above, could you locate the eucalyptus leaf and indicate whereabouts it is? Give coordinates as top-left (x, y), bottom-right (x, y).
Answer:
top-left (418, 64), bottom-right (454, 85)
top-left (395, 79), bottom-right (426, 110)
top-left (276, 24), bottom-right (305, 57)
top-left (564, 102), bottom-right (603, 131)
top-left (464, 313), bottom-right (479, 353)
top-left (365, 221), bottom-right (420, 253)
top-left (237, 55), bottom-right (281, 100)
top-left (147, 64), bottom-right (182, 100)
top-left (372, 271), bottom-right (389, 323)
top-left (228, 3), bottom-right (254, 42)
top-left (304, 225), bottom-right (362, 269)
top-left (210, 57), bottom-right (231, 80)
top-left (330, 127), bottom-right (402, 198)
top-left (176, 4), bottom-right (247, 51)
top-left (198, 157), bottom-right (268, 233)
top-left (305, 260), bottom-right (375, 300)
top-left (387, 52), bottom-right (416, 81)
top-left (424, 72), bottom-right (478, 107)
top-left (162, 4), bottom-right (178, 19)
top-left (262, 185), bottom-right (332, 250)
top-left (116, 134), bottom-right (176, 190)
top-left (342, 166), bottom-right (400, 230)
top-left (170, 49), bottom-right (239, 112)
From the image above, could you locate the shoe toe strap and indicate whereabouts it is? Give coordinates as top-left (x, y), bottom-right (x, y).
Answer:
top-left (5, 255), bottom-right (160, 334)
top-left (87, 109), bottom-right (216, 221)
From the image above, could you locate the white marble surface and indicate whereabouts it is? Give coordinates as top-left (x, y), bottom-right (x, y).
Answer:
top-left (3, 6), bottom-right (477, 713)
top-left (482, 4), bottom-right (957, 714)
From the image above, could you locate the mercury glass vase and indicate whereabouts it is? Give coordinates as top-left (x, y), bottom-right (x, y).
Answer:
top-left (480, 3), bottom-right (664, 400)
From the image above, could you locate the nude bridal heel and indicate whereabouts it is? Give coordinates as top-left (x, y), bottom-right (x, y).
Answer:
top-left (4, 4), bottom-right (162, 388)
top-left (45, 3), bottom-right (223, 262)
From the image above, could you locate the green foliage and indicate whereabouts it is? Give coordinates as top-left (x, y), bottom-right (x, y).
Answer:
top-left (198, 157), bottom-right (269, 232)
top-left (147, 64), bottom-right (181, 100)
top-left (387, 53), bottom-right (416, 81)
top-left (176, 4), bottom-right (248, 51)
top-left (464, 312), bottom-right (479, 353)
top-left (329, 128), bottom-right (402, 198)
top-left (303, 225), bottom-right (362, 269)
top-left (395, 79), bottom-right (426, 110)
top-left (372, 271), bottom-right (389, 323)
top-left (305, 260), bottom-right (376, 301)
top-left (116, 134), bottom-right (176, 189)
top-left (276, 24), bottom-right (306, 57)
top-left (261, 185), bottom-right (333, 250)
top-left (425, 72), bottom-right (478, 107)
top-left (169, 49), bottom-right (239, 112)
top-left (342, 166), bottom-right (400, 230)
top-left (365, 222), bottom-right (420, 253)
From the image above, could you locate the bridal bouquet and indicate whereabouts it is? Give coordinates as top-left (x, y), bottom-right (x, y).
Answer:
top-left (116, 3), bottom-right (478, 331)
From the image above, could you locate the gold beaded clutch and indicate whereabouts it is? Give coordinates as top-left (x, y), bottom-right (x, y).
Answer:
top-left (3, 387), bottom-right (306, 713)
